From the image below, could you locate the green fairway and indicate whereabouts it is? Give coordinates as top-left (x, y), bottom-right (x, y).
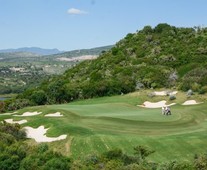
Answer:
top-left (1, 91), bottom-right (207, 162)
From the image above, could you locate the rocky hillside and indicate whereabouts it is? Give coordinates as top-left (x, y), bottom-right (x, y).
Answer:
top-left (19, 23), bottom-right (207, 105)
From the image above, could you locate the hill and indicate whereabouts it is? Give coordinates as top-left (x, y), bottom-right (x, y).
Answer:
top-left (46, 45), bottom-right (113, 59)
top-left (0, 47), bottom-right (62, 55)
top-left (0, 45), bottom-right (112, 95)
top-left (18, 23), bottom-right (207, 105)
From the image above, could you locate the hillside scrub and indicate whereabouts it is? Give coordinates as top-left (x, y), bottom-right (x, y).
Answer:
top-left (2, 23), bottom-right (207, 108)
top-left (0, 121), bottom-right (72, 170)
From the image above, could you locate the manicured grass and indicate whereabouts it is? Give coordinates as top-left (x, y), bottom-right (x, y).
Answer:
top-left (1, 90), bottom-right (207, 162)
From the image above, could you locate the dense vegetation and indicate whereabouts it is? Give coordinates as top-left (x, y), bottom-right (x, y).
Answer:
top-left (0, 121), bottom-right (71, 170)
top-left (1, 120), bottom-right (207, 169)
top-left (11, 23), bottom-right (207, 107)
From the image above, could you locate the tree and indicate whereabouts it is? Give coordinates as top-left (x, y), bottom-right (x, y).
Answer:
top-left (31, 90), bottom-right (47, 105)
top-left (47, 80), bottom-right (67, 103)
top-left (142, 25), bottom-right (153, 34)
top-left (154, 23), bottom-right (172, 33)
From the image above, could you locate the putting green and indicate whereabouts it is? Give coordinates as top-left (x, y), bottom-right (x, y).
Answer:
top-left (1, 92), bottom-right (207, 162)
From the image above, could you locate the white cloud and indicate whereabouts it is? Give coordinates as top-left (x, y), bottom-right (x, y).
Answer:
top-left (67, 8), bottom-right (88, 15)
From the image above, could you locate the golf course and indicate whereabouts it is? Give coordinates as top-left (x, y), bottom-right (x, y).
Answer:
top-left (1, 90), bottom-right (207, 163)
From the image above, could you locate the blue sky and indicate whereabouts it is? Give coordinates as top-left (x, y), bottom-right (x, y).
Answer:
top-left (0, 0), bottom-right (207, 51)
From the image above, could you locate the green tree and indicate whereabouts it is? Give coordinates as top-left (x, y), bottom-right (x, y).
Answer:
top-left (31, 90), bottom-right (47, 105)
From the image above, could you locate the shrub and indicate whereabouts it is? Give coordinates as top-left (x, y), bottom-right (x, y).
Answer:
top-left (31, 90), bottom-right (47, 105)
top-left (198, 86), bottom-right (207, 94)
top-left (0, 102), bottom-right (5, 113)
top-left (0, 122), bottom-right (26, 140)
top-left (4, 99), bottom-right (32, 112)
top-left (169, 95), bottom-right (176, 100)
top-left (191, 82), bottom-right (201, 92)
top-left (194, 153), bottom-right (207, 170)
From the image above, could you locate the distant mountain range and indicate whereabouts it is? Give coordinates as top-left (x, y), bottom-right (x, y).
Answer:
top-left (0, 45), bottom-right (114, 61)
top-left (0, 47), bottom-right (63, 55)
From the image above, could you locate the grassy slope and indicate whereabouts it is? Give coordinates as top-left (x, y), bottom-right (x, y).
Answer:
top-left (0, 90), bottom-right (207, 162)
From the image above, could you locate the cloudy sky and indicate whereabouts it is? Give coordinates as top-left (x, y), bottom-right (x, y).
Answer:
top-left (0, 0), bottom-right (207, 51)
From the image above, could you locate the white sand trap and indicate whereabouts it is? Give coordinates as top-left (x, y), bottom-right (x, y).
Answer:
top-left (4, 119), bottom-right (27, 124)
top-left (182, 100), bottom-right (203, 105)
top-left (154, 91), bottom-right (167, 96)
top-left (14, 111), bottom-right (42, 117)
top-left (44, 112), bottom-right (63, 117)
top-left (138, 100), bottom-right (176, 108)
top-left (168, 91), bottom-right (178, 95)
top-left (154, 91), bottom-right (178, 96)
top-left (24, 125), bottom-right (67, 143)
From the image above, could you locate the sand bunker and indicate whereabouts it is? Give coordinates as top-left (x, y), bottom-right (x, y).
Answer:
top-left (182, 100), bottom-right (203, 105)
top-left (154, 91), bottom-right (178, 96)
top-left (14, 111), bottom-right (42, 117)
top-left (168, 91), bottom-right (178, 95)
top-left (154, 91), bottom-right (167, 96)
top-left (138, 100), bottom-right (176, 108)
top-left (44, 112), bottom-right (63, 117)
top-left (24, 125), bottom-right (67, 143)
top-left (4, 119), bottom-right (27, 124)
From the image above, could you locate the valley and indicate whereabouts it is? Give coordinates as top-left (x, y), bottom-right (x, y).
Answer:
top-left (0, 45), bottom-right (112, 94)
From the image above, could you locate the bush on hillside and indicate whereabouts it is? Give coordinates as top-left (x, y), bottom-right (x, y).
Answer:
top-left (169, 95), bottom-right (176, 100)
top-left (30, 90), bottom-right (47, 105)
top-left (5, 99), bottom-right (31, 111)
top-left (194, 153), bottom-right (207, 170)
top-left (0, 121), bottom-right (26, 140)
top-left (198, 86), bottom-right (207, 94)
top-left (180, 68), bottom-right (207, 91)
top-left (0, 102), bottom-right (5, 113)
